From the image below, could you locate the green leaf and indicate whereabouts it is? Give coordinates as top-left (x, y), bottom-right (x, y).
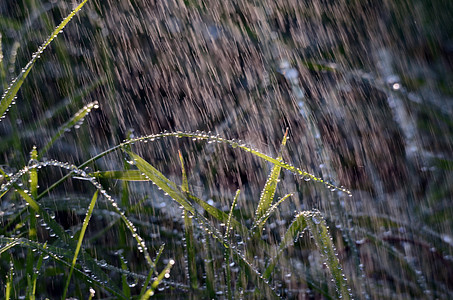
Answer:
top-left (0, 0), bottom-right (89, 120)
top-left (6, 258), bottom-right (14, 300)
top-left (31, 242), bottom-right (47, 300)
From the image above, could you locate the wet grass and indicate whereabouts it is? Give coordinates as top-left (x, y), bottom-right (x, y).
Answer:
top-left (1, 1), bottom-right (453, 299)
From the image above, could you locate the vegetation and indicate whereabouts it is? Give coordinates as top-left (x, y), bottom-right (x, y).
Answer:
top-left (0, 0), bottom-right (452, 299)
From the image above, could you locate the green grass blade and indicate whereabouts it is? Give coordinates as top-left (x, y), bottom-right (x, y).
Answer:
top-left (139, 244), bottom-right (166, 298)
top-left (141, 259), bottom-right (176, 299)
top-left (119, 132), bottom-right (350, 195)
top-left (29, 147), bottom-right (38, 198)
top-left (39, 101), bottom-right (99, 158)
top-left (125, 150), bottom-right (194, 212)
top-left (119, 253), bottom-right (131, 298)
top-left (264, 211), bottom-right (308, 279)
top-left (0, 240), bottom-right (19, 254)
top-left (202, 231), bottom-right (216, 299)
top-left (27, 148), bottom-right (39, 298)
top-left (225, 189), bottom-right (240, 240)
top-left (304, 211), bottom-right (351, 300)
top-left (91, 170), bottom-right (150, 182)
top-left (251, 193), bottom-right (293, 232)
top-left (6, 258), bottom-right (14, 300)
top-left (225, 189), bottom-right (240, 300)
top-left (179, 150), bottom-right (198, 289)
top-left (7, 161), bottom-right (156, 271)
top-left (187, 193), bottom-right (246, 233)
top-left (0, 0), bottom-right (89, 120)
top-left (62, 190), bottom-right (99, 300)
top-left (254, 129), bottom-right (288, 226)
top-left (31, 242), bottom-right (47, 300)
top-left (126, 150), bottom-right (247, 233)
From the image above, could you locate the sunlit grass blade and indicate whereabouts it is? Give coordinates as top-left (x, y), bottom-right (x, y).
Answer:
top-left (31, 242), bottom-right (47, 300)
top-left (251, 193), bottom-right (293, 232)
top-left (141, 259), bottom-right (176, 299)
top-left (62, 190), bottom-right (99, 300)
top-left (29, 147), bottom-right (38, 198)
top-left (179, 150), bottom-right (198, 289)
top-left (225, 189), bottom-right (240, 240)
top-left (139, 244), bottom-right (166, 298)
top-left (6, 258), bottom-right (14, 300)
top-left (26, 147), bottom-right (39, 298)
top-left (39, 101), bottom-right (99, 158)
top-left (118, 132), bottom-right (350, 195)
top-left (0, 0), bottom-right (89, 120)
top-left (125, 150), bottom-right (246, 233)
top-left (125, 150), bottom-right (193, 212)
top-left (0, 240), bottom-right (19, 254)
top-left (254, 129), bottom-right (288, 227)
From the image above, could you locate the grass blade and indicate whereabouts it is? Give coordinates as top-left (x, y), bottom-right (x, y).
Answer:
top-left (251, 193), bottom-right (293, 232)
top-left (0, 0), bottom-right (89, 120)
top-left (139, 244), bottom-right (166, 298)
top-left (225, 189), bottom-right (240, 240)
top-left (62, 190), bottom-right (99, 300)
top-left (202, 231), bottom-right (216, 299)
top-left (6, 258), bottom-right (14, 300)
top-left (31, 242), bottom-right (47, 300)
top-left (125, 150), bottom-right (193, 212)
top-left (125, 150), bottom-right (247, 233)
top-left (263, 211), bottom-right (308, 279)
top-left (225, 189), bottom-right (240, 300)
top-left (304, 211), bottom-right (351, 299)
top-left (39, 101), bottom-right (99, 158)
top-left (27, 147), bottom-right (39, 299)
top-left (254, 129), bottom-right (288, 227)
top-left (141, 259), bottom-right (176, 299)
top-left (179, 150), bottom-right (198, 289)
